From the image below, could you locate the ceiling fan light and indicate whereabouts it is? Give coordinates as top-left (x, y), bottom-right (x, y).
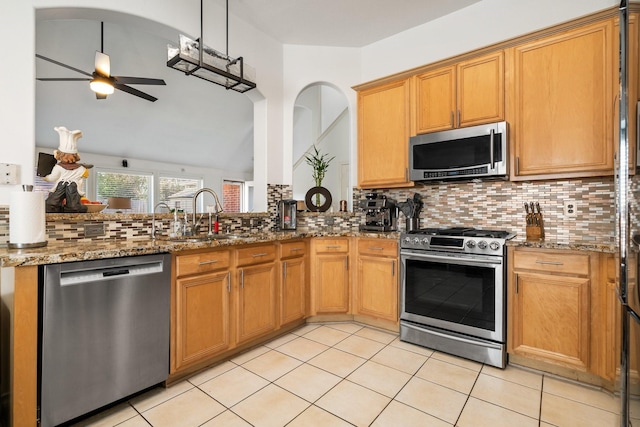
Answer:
top-left (90, 77), bottom-right (114, 95)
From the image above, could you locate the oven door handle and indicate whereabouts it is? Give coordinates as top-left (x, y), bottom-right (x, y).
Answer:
top-left (401, 251), bottom-right (503, 266)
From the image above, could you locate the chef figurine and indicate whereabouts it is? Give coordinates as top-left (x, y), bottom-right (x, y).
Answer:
top-left (43, 126), bottom-right (89, 213)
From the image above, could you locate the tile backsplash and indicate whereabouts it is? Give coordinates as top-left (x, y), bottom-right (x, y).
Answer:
top-left (0, 176), bottom-right (636, 247)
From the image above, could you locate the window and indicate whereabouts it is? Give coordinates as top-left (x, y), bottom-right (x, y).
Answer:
top-left (222, 181), bottom-right (244, 213)
top-left (159, 176), bottom-right (202, 213)
top-left (95, 170), bottom-right (152, 213)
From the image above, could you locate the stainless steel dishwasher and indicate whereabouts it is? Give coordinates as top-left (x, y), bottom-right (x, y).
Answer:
top-left (39, 253), bottom-right (170, 427)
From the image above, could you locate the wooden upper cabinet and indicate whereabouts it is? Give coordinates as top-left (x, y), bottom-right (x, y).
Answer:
top-left (511, 20), bottom-right (615, 179)
top-left (357, 78), bottom-right (412, 188)
top-left (415, 51), bottom-right (504, 134)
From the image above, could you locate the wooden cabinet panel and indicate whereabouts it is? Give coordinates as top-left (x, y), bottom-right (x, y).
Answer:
top-left (511, 272), bottom-right (590, 370)
top-left (236, 263), bottom-right (277, 344)
top-left (513, 250), bottom-right (590, 275)
top-left (281, 257), bottom-right (306, 325)
top-left (457, 52), bottom-right (505, 127)
top-left (415, 66), bottom-right (456, 133)
top-left (175, 271), bottom-right (231, 371)
top-left (511, 20), bottom-right (614, 178)
top-left (314, 254), bottom-right (350, 314)
top-left (280, 240), bottom-right (307, 259)
top-left (176, 250), bottom-right (231, 277)
top-left (415, 51), bottom-right (504, 134)
top-left (356, 255), bottom-right (398, 322)
top-left (236, 244), bottom-right (276, 267)
top-left (357, 78), bottom-right (412, 188)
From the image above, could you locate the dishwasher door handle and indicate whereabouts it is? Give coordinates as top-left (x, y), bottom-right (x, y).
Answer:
top-left (102, 269), bottom-right (130, 277)
top-left (60, 261), bottom-right (164, 286)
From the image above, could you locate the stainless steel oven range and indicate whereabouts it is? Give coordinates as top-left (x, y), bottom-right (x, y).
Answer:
top-left (400, 227), bottom-right (515, 368)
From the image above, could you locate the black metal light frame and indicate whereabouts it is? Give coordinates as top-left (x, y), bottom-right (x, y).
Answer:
top-left (167, 0), bottom-right (256, 93)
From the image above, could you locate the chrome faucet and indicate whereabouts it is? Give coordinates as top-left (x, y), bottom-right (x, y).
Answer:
top-left (191, 188), bottom-right (224, 235)
top-left (151, 202), bottom-right (172, 239)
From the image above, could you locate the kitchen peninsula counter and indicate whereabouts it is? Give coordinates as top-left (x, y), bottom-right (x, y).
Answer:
top-left (0, 230), bottom-right (400, 267)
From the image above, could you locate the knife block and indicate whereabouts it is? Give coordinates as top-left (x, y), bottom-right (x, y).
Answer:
top-left (526, 213), bottom-right (545, 240)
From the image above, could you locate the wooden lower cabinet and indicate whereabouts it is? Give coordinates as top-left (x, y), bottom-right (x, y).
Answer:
top-left (173, 249), bottom-right (232, 373)
top-left (508, 247), bottom-right (616, 384)
top-left (355, 239), bottom-right (399, 322)
top-left (311, 238), bottom-right (350, 314)
top-left (280, 240), bottom-right (308, 326)
top-left (236, 262), bottom-right (277, 344)
top-left (174, 271), bottom-right (231, 371)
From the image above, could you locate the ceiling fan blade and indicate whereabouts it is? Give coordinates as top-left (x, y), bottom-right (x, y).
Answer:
top-left (113, 76), bottom-right (166, 86)
top-left (95, 51), bottom-right (111, 77)
top-left (114, 83), bottom-right (158, 102)
top-left (37, 78), bottom-right (91, 81)
top-left (35, 54), bottom-right (93, 77)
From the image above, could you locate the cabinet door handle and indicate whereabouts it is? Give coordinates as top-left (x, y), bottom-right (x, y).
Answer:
top-left (457, 109), bottom-right (460, 127)
top-left (227, 272), bottom-right (231, 293)
top-left (345, 257), bottom-right (349, 271)
top-left (515, 274), bottom-right (518, 294)
top-left (283, 261), bottom-right (287, 279)
top-left (392, 260), bottom-right (395, 277)
top-left (252, 252), bottom-right (268, 258)
top-left (535, 260), bottom-right (563, 266)
top-left (515, 156), bottom-right (520, 175)
top-left (241, 269), bottom-right (244, 288)
top-left (450, 111), bottom-right (454, 127)
top-left (199, 259), bottom-right (218, 265)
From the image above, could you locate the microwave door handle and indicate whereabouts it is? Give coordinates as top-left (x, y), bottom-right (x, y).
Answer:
top-left (490, 129), bottom-right (495, 170)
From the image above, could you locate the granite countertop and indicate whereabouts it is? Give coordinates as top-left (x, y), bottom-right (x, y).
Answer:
top-left (0, 230), bottom-right (400, 268)
top-left (507, 236), bottom-right (618, 253)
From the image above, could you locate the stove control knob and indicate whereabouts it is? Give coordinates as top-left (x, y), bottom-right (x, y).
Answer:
top-left (412, 237), bottom-right (421, 244)
top-left (421, 238), bottom-right (430, 245)
top-left (403, 237), bottom-right (412, 244)
top-left (489, 241), bottom-right (501, 251)
top-left (477, 240), bottom-right (488, 249)
top-left (466, 240), bottom-right (476, 248)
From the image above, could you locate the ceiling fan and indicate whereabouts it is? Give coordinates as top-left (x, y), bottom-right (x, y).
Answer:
top-left (36, 22), bottom-right (166, 102)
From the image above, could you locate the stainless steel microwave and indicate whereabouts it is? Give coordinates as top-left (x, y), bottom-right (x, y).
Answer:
top-left (409, 121), bottom-right (508, 182)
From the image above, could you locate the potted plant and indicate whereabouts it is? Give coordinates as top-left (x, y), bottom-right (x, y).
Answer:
top-left (305, 145), bottom-right (335, 209)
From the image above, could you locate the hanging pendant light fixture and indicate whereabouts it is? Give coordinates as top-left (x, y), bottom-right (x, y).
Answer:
top-left (167, 0), bottom-right (256, 93)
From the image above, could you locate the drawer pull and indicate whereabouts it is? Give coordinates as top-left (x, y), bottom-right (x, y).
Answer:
top-left (368, 246), bottom-right (384, 251)
top-left (198, 260), bottom-right (219, 265)
top-left (252, 252), bottom-right (268, 257)
top-left (325, 245), bottom-right (342, 249)
top-left (290, 248), bottom-right (303, 252)
top-left (535, 260), bottom-right (564, 266)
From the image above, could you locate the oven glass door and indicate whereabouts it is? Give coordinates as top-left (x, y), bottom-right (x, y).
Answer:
top-left (401, 250), bottom-right (505, 342)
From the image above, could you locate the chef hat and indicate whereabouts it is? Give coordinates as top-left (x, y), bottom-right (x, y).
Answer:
top-left (54, 126), bottom-right (83, 154)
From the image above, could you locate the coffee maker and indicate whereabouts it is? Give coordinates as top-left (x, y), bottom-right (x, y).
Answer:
top-left (358, 193), bottom-right (398, 232)
top-left (278, 199), bottom-right (297, 230)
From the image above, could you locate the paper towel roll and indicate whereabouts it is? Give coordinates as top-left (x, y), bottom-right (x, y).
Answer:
top-left (9, 191), bottom-right (47, 248)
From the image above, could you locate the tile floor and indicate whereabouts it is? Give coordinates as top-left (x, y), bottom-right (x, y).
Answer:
top-left (72, 322), bottom-right (639, 427)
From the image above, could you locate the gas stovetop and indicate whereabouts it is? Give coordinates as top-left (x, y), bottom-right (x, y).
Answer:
top-left (400, 227), bottom-right (515, 255)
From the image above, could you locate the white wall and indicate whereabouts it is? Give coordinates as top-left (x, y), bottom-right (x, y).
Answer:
top-left (0, 0), bottom-right (284, 212)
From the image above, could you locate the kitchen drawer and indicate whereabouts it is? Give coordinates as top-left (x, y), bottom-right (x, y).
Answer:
top-left (176, 250), bottom-right (231, 277)
top-left (236, 244), bottom-right (276, 267)
top-left (280, 241), bottom-right (306, 259)
top-left (357, 238), bottom-right (397, 257)
top-left (314, 238), bottom-right (349, 253)
top-left (513, 249), bottom-right (589, 276)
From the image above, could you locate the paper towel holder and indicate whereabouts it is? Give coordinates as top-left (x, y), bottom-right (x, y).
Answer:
top-left (8, 186), bottom-right (48, 249)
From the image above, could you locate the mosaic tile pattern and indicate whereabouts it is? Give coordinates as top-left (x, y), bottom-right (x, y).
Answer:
top-left (0, 177), bottom-right (634, 247)
top-left (356, 176), bottom-right (624, 244)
